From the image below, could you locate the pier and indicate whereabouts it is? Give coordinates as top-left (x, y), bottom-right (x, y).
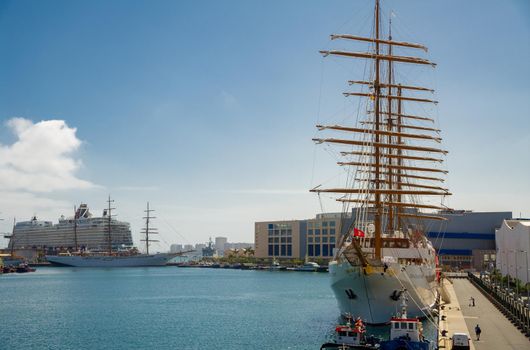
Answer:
top-left (438, 277), bottom-right (473, 349)
top-left (439, 275), bottom-right (529, 350)
top-left (453, 278), bottom-right (529, 349)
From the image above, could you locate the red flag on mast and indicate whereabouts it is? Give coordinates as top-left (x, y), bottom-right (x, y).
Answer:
top-left (353, 228), bottom-right (365, 237)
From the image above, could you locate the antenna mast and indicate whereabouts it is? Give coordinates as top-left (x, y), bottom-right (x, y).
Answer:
top-left (141, 202), bottom-right (158, 255)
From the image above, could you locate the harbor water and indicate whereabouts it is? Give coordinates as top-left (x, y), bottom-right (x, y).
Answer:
top-left (0, 267), bottom-right (436, 349)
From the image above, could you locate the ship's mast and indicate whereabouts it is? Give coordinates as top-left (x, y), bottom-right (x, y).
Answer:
top-left (386, 15), bottom-right (394, 234)
top-left (140, 202), bottom-right (158, 255)
top-left (396, 85), bottom-right (403, 229)
top-left (73, 205), bottom-right (78, 252)
top-left (106, 196), bottom-right (115, 255)
top-left (373, 0), bottom-right (382, 260)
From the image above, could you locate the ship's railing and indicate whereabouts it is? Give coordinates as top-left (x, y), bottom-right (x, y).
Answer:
top-left (356, 237), bottom-right (410, 249)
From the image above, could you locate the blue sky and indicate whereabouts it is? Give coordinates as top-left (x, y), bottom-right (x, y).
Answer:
top-left (0, 0), bottom-right (528, 250)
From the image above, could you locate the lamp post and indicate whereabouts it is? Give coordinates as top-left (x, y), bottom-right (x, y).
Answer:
top-left (503, 249), bottom-right (509, 291)
top-left (500, 249), bottom-right (505, 290)
top-left (512, 249), bottom-right (519, 297)
top-left (520, 250), bottom-right (529, 305)
top-left (508, 249), bottom-right (518, 296)
top-left (513, 250), bottom-right (519, 299)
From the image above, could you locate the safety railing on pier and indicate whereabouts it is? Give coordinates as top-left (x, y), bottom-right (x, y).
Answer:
top-left (468, 272), bottom-right (530, 337)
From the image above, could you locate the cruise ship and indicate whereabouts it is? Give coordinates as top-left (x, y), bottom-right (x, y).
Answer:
top-left (9, 204), bottom-right (133, 251)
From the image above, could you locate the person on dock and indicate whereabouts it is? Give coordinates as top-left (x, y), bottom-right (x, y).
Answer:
top-left (469, 296), bottom-right (475, 307)
top-left (475, 324), bottom-right (481, 341)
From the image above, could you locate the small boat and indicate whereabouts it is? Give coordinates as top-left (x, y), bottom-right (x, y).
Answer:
top-left (379, 291), bottom-right (434, 350)
top-left (294, 261), bottom-right (320, 272)
top-left (321, 317), bottom-right (380, 350)
top-left (3, 265), bottom-right (16, 273)
top-left (15, 263), bottom-right (36, 273)
top-left (269, 259), bottom-right (286, 271)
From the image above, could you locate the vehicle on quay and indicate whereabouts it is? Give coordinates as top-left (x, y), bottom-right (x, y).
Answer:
top-left (312, 0), bottom-right (447, 324)
top-left (450, 333), bottom-right (470, 350)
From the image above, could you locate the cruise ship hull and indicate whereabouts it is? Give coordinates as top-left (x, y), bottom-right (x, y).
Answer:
top-left (45, 253), bottom-right (177, 267)
top-left (329, 260), bottom-right (437, 324)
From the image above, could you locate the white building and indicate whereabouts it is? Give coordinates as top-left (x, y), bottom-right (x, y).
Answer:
top-left (215, 237), bottom-right (227, 255)
top-left (170, 244), bottom-right (183, 253)
top-left (496, 219), bottom-right (530, 284)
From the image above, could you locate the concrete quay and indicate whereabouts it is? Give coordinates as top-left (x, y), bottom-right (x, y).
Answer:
top-left (439, 277), bottom-right (529, 350)
top-left (438, 278), bottom-right (476, 350)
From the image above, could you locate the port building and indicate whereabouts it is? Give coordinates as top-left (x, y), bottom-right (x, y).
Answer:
top-left (495, 219), bottom-right (530, 284)
top-left (255, 213), bottom-right (346, 261)
top-left (255, 210), bottom-right (511, 269)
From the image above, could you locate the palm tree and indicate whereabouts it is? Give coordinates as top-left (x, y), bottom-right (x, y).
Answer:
top-left (243, 247), bottom-right (255, 257)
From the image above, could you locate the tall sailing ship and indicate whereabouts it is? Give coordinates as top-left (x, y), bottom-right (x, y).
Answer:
top-left (312, 0), bottom-right (450, 324)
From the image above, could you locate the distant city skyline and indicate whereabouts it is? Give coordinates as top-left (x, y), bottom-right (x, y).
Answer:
top-left (1, 0), bottom-right (529, 250)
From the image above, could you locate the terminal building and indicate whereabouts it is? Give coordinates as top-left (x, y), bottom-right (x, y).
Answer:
top-left (495, 219), bottom-right (530, 284)
top-left (255, 210), bottom-right (512, 270)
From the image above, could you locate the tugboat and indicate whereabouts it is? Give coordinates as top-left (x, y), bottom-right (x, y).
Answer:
top-left (380, 290), bottom-right (434, 350)
top-left (320, 317), bottom-right (380, 350)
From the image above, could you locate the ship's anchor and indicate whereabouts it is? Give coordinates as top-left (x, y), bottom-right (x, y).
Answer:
top-left (345, 289), bottom-right (357, 300)
top-left (390, 289), bottom-right (403, 301)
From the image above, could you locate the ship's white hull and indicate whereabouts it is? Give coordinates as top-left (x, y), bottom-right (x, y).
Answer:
top-left (329, 260), bottom-right (437, 324)
top-left (45, 253), bottom-right (176, 267)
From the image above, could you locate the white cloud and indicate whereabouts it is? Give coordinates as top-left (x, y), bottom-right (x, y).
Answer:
top-left (0, 118), bottom-right (95, 192)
